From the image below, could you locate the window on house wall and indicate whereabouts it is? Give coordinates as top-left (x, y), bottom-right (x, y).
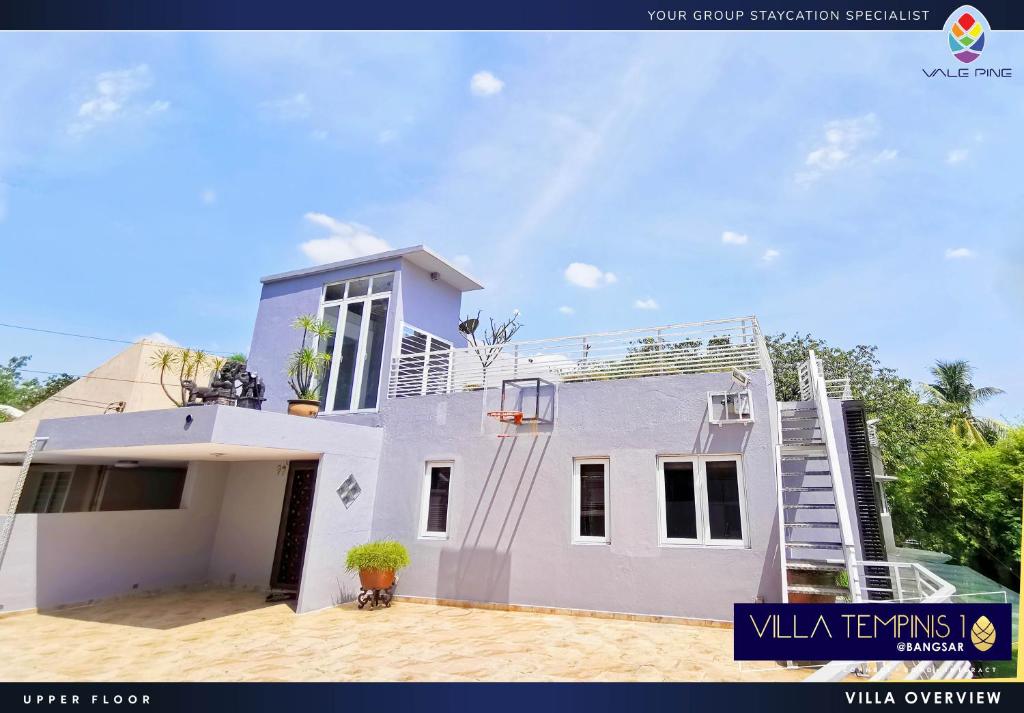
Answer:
top-left (94, 466), bottom-right (188, 511)
top-left (394, 324), bottom-right (453, 397)
top-left (31, 469), bottom-right (73, 513)
top-left (18, 465), bottom-right (188, 513)
top-left (707, 390), bottom-right (753, 424)
top-left (420, 462), bottom-right (453, 538)
top-left (319, 272), bottom-right (393, 412)
top-left (657, 455), bottom-right (747, 546)
top-left (572, 458), bottom-right (609, 544)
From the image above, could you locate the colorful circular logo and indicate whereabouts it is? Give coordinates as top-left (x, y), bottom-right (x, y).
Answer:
top-left (948, 8), bottom-right (986, 63)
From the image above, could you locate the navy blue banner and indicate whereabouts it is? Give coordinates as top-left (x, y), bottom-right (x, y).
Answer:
top-left (1, 0), bottom-right (1024, 31)
top-left (1, 683), bottom-right (1021, 712)
top-left (735, 602), bottom-right (1013, 661)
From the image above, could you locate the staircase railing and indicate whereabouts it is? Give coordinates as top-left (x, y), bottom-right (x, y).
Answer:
top-left (805, 350), bottom-right (863, 603)
top-left (805, 561), bottom-right (963, 682)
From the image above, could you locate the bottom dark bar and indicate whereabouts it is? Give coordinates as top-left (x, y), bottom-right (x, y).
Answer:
top-left (1, 682), bottom-right (1021, 712)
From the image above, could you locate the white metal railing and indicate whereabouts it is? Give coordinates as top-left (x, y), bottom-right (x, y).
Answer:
top-left (805, 561), bottom-right (968, 681)
top-left (387, 316), bottom-right (770, 398)
top-left (805, 350), bottom-right (863, 603)
top-left (824, 377), bottom-right (852, 400)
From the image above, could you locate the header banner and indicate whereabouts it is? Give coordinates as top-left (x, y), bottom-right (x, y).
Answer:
top-left (2, 1), bottom-right (1024, 31)
top-left (734, 602), bottom-right (1013, 661)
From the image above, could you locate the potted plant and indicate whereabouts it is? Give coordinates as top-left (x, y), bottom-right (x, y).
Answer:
top-left (286, 314), bottom-right (334, 417)
top-left (345, 540), bottom-right (411, 591)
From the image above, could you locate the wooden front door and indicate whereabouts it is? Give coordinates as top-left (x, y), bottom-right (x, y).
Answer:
top-left (270, 461), bottom-right (319, 592)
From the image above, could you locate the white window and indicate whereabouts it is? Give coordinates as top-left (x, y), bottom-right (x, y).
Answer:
top-left (31, 469), bottom-right (73, 513)
top-left (572, 458), bottom-right (609, 544)
top-left (707, 390), bottom-right (753, 424)
top-left (419, 461), bottom-right (453, 539)
top-left (319, 273), bottom-right (393, 412)
top-left (394, 324), bottom-right (453, 397)
top-left (656, 455), bottom-right (748, 547)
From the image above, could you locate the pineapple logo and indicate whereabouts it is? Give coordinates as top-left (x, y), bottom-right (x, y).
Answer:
top-left (970, 615), bottom-right (996, 652)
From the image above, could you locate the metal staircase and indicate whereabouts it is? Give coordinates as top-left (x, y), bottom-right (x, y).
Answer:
top-left (775, 352), bottom-right (861, 603)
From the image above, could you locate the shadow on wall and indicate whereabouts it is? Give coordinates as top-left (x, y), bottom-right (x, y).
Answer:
top-left (757, 515), bottom-right (783, 604)
top-left (692, 418), bottom-right (753, 454)
top-left (436, 436), bottom-right (551, 603)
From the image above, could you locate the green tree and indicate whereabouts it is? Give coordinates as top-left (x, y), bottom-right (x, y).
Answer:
top-left (766, 333), bottom-right (948, 475)
top-left (0, 355), bottom-right (79, 419)
top-left (923, 359), bottom-right (1004, 445)
top-left (886, 428), bottom-right (1023, 588)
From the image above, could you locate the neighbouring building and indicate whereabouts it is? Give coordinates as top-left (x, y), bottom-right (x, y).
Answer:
top-left (0, 246), bottom-right (961, 644)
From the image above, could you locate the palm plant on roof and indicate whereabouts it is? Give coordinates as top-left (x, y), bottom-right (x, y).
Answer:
top-left (923, 359), bottom-right (1004, 444)
top-left (287, 314), bottom-right (334, 403)
top-left (149, 347), bottom-right (210, 407)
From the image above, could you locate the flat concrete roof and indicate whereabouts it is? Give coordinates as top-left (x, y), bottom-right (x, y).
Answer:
top-left (21, 406), bottom-right (382, 465)
top-left (260, 245), bottom-right (484, 292)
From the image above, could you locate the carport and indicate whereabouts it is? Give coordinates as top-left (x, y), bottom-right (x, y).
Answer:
top-left (0, 406), bottom-right (383, 615)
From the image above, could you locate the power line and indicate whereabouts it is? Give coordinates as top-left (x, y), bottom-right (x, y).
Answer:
top-left (0, 322), bottom-right (237, 356)
top-left (20, 368), bottom-right (177, 388)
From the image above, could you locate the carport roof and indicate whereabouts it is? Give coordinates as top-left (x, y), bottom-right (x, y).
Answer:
top-left (6, 405), bottom-right (380, 466)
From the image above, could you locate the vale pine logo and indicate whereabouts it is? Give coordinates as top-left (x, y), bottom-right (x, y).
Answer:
top-left (947, 6), bottom-right (987, 63)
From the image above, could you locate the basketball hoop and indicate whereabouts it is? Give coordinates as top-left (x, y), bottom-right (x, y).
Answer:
top-left (487, 410), bottom-right (524, 425)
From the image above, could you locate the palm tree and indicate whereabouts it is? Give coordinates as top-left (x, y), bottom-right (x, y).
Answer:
top-left (923, 359), bottom-right (1003, 444)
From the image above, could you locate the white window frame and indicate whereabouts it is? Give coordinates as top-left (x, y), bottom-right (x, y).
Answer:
top-left (419, 460), bottom-right (454, 540)
top-left (571, 457), bottom-right (610, 545)
top-left (656, 454), bottom-right (749, 548)
top-left (707, 389), bottom-right (754, 425)
top-left (394, 323), bottom-right (454, 397)
top-left (32, 468), bottom-right (74, 514)
top-left (317, 272), bottom-right (394, 414)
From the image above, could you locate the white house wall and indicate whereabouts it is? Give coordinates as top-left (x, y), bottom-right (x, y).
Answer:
top-left (208, 461), bottom-right (290, 589)
top-left (370, 370), bottom-right (782, 622)
top-left (0, 461), bottom-right (229, 612)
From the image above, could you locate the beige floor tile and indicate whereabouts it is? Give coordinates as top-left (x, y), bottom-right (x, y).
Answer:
top-left (0, 588), bottom-right (808, 682)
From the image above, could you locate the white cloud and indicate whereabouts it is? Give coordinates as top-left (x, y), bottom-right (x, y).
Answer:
top-left (946, 149), bottom-right (969, 165)
top-left (68, 65), bottom-right (168, 135)
top-left (633, 298), bottom-right (659, 310)
top-left (470, 71), bottom-right (504, 97)
top-left (200, 189), bottom-right (217, 205)
top-left (0, 181), bottom-right (7, 222)
top-left (300, 213), bottom-right (391, 264)
top-left (874, 148), bottom-right (899, 162)
top-left (261, 92), bottom-right (312, 121)
top-left (945, 247), bottom-right (975, 260)
top-left (564, 262), bottom-right (617, 288)
top-left (721, 230), bottom-right (749, 245)
top-left (797, 113), bottom-right (881, 184)
top-left (762, 249), bottom-right (781, 263)
top-left (136, 332), bottom-right (179, 347)
top-left (452, 254), bottom-right (473, 270)
top-left (310, 129), bottom-right (329, 141)
top-left (558, 305), bottom-right (575, 316)
top-left (377, 129), bottom-right (398, 144)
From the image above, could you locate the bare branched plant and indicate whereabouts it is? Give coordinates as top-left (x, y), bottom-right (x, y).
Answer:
top-left (458, 310), bottom-right (524, 376)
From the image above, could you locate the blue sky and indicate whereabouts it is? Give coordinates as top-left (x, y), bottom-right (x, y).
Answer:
top-left (0, 32), bottom-right (1021, 420)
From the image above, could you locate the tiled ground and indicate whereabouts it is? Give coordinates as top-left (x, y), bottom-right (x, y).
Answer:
top-left (0, 588), bottom-right (807, 682)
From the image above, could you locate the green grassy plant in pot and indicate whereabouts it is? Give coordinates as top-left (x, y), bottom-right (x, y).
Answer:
top-left (345, 540), bottom-right (411, 591)
top-left (286, 314), bottom-right (333, 417)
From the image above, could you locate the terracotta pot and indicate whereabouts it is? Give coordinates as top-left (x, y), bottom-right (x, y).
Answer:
top-left (359, 568), bottom-right (395, 590)
top-left (287, 399), bottom-right (320, 418)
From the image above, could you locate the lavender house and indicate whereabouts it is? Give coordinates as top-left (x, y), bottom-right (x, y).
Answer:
top-left (0, 246), bottom-right (959, 656)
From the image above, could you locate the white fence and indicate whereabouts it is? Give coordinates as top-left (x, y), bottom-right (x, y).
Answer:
top-left (806, 561), bottom-right (970, 682)
top-left (388, 316), bottom-right (772, 398)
